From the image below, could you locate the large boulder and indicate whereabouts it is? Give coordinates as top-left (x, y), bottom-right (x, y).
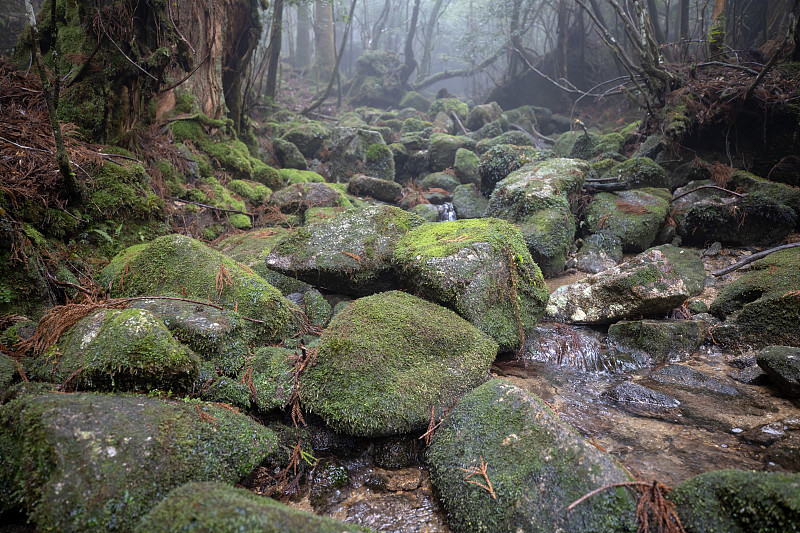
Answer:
top-left (547, 245), bottom-right (705, 324)
top-left (429, 134), bottom-right (477, 171)
top-left (0, 392), bottom-right (278, 532)
top-left (269, 182), bottom-right (353, 217)
top-left (280, 121), bottom-right (330, 158)
top-left (327, 127), bottom-right (388, 183)
top-left (98, 234), bottom-right (297, 342)
top-left (486, 158), bottom-right (589, 276)
top-left (602, 157), bottom-right (669, 189)
top-left (608, 319), bottom-right (707, 365)
top-left (265, 206), bottom-right (425, 295)
top-left (299, 291), bottom-right (498, 437)
top-left (347, 174), bottom-right (403, 203)
top-left (466, 102), bottom-right (503, 131)
top-left (478, 144), bottom-right (553, 196)
top-left (584, 188), bottom-right (671, 253)
top-left (671, 470), bottom-right (800, 533)
top-left (452, 184), bottom-right (489, 219)
top-left (427, 379), bottom-right (636, 533)
top-left (553, 131), bottom-right (624, 160)
top-left (135, 481), bottom-right (374, 533)
top-left (28, 307), bottom-right (199, 392)
top-left (710, 247), bottom-right (800, 348)
top-left (394, 218), bottom-right (549, 350)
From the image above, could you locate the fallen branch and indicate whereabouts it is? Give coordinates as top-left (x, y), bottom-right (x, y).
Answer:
top-left (711, 242), bottom-right (800, 276)
top-left (451, 112), bottom-right (468, 135)
top-left (670, 185), bottom-right (744, 204)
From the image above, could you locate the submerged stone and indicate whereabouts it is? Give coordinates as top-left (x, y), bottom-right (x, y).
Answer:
top-left (427, 379), bottom-right (636, 533)
top-left (299, 291), bottom-right (498, 437)
top-left (650, 364), bottom-right (740, 396)
top-left (394, 218), bottom-right (549, 350)
top-left (0, 392), bottom-right (278, 532)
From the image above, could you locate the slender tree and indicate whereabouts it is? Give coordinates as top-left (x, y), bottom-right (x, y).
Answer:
top-left (24, 0), bottom-right (83, 205)
top-left (399, 0), bottom-right (421, 88)
top-left (314, 1), bottom-right (336, 82)
top-left (295, 2), bottom-right (312, 70)
top-left (264, 0), bottom-right (286, 100)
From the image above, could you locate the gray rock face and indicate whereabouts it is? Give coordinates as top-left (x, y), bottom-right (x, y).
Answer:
top-left (427, 379), bottom-right (636, 533)
top-left (299, 291), bottom-right (498, 437)
top-left (606, 381), bottom-right (681, 410)
top-left (574, 233), bottom-right (622, 273)
top-left (0, 392), bottom-right (278, 532)
top-left (270, 182), bottom-right (352, 214)
top-left (452, 184), bottom-right (488, 219)
top-left (546, 245), bottom-right (705, 324)
top-left (757, 346), bottom-right (800, 397)
top-left (265, 206), bottom-right (425, 296)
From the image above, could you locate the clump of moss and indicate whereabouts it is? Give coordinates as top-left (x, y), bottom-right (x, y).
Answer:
top-left (278, 168), bottom-right (326, 185)
top-left (479, 144), bottom-right (554, 195)
top-left (227, 179), bottom-right (271, 204)
top-left (429, 98), bottom-right (469, 121)
top-left (553, 131), bottom-right (624, 160)
top-left (300, 291), bottom-right (498, 437)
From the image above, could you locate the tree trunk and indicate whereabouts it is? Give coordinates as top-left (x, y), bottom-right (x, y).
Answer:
top-left (295, 3), bottom-right (312, 70)
top-left (369, 0), bottom-right (391, 50)
top-left (314, 1), bottom-right (335, 83)
top-left (419, 0), bottom-right (447, 78)
top-left (399, 0), bottom-right (421, 88)
top-left (709, 0), bottom-right (726, 57)
top-left (264, 0), bottom-right (284, 100)
top-left (24, 0), bottom-right (82, 205)
top-left (679, 0), bottom-right (689, 42)
top-left (646, 0), bottom-right (665, 43)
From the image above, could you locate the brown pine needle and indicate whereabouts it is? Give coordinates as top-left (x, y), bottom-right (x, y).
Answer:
top-left (461, 456), bottom-right (497, 500)
top-left (339, 251), bottom-right (362, 264)
top-left (215, 263), bottom-right (234, 298)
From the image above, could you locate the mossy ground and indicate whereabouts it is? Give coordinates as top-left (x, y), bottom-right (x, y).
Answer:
top-left (0, 391), bottom-right (278, 532)
top-left (300, 291), bottom-right (498, 437)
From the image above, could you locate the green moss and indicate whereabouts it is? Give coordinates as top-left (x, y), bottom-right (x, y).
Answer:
top-left (585, 188), bottom-right (670, 252)
top-left (227, 213), bottom-right (251, 230)
top-left (0, 392), bottom-right (279, 532)
top-left (553, 131), bottom-right (624, 160)
top-left (135, 481), bottom-right (375, 533)
top-left (478, 144), bottom-right (554, 195)
top-left (0, 353), bottom-right (16, 395)
top-left (604, 157), bottom-right (668, 189)
top-left (30, 308), bottom-right (198, 393)
top-left (239, 346), bottom-right (294, 412)
top-left (227, 179), bottom-right (271, 204)
top-left (672, 470), bottom-right (800, 533)
top-left (88, 161), bottom-right (165, 222)
top-left (278, 168), bottom-right (326, 184)
top-left (98, 234), bottom-right (297, 342)
top-left (429, 98), bottom-right (469, 121)
top-left (300, 291), bottom-right (498, 436)
top-left (174, 92), bottom-right (195, 114)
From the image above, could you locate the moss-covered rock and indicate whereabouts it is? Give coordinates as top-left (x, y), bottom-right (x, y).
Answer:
top-left (270, 182), bottom-right (353, 217)
top-left (399, 91), bottom-right (431, 113)
top-left (237, 346), bottom-right (295, 412)
top-left (135, 481), bottom-right (374, 533)
top-left (547, 245), bottom-right (705, 324)
top-left (486, 158), bottom-right (589, 276)
top-left (29, 308), bottom-right (199, 392)
top-left (0, 353), bottom-right (16, 395)
top-left (671, 470), bottom-right (800, 533)
top-left (98, 234), bottom-right (297, 343)
top-left (280, 121), bottom-right (330, 158)
top-left (363, 142), bottom-right (396, 181)
top-left (553, 131), bottom-right (624, 160)
top-left (228, 179), bottom-right (271, 205)
top-left (452, 184), bottom-right (489, 219)
top-left (0, 392), bottom-right (278, 532)
top-left (608, 319), bottom-right (707, 365)
top-left (428, 134), bottom-right (478, 172)
top-left (265, 206), bottom-right (425, 296)
top-left (466, 102), bottom-right (503, 131)
top-left (478, 145), bottom-right (555, 197)
top-left (709, 247), bottom-right (800, 348)
top-left (602, 157), bottom-right (669, 189)
top-left (347, 174), bottom-right (402, 203)
top-left (273, 138), bottom-right (308, 170)
top-left (420, 171), bottom-right (461, 192)
top-left (475, 131), bottom-right (537, 154)
top-left (427, 379), bottom-right (636, 533)
top-left (278, 168), bottom-right (326, 185)
top-left (585, 188), bottom-right (672, 252)
top-left (327, 127), bottom-right (387, 183)
top-left (394, 218), bottom-right (549, 351)
top-left (757, 346), bottom-right (800, 397)
top-left (574, 233), bottom-right (622, 274)
top-left (453, 148), bottom-right (481, 187)
top-left (428, 98), bottom-right (469, 122)
top-left (300, 291), bottom-right (497, 437)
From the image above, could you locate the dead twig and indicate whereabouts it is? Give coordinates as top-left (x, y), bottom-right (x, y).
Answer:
top-left (711, 242), bottom-right (800, 276)
top-left (461, 456), bottom-right (497, 500)
top-left (670, 185), bottom-right (744, 204)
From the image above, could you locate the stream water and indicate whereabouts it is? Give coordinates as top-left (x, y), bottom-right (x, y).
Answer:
top-left (286, 252), bottom-right (800, 532)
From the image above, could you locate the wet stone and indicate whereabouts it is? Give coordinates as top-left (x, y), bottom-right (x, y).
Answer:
top-left (741, 422), bottom-right (787, 446)
top-left (650, 364), bottom-right (740, 396)
top-left (605, 381), bottom-right (681, 409)
top-left (730, 365), bottom-right (769, 385)
top-left (373, 436), bottom-right (421, 470)
top-left (757, 345), bottom-right (800, 398)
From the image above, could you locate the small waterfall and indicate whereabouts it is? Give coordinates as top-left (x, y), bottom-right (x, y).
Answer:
top-left (436, 202), bottom-right (457, 222)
